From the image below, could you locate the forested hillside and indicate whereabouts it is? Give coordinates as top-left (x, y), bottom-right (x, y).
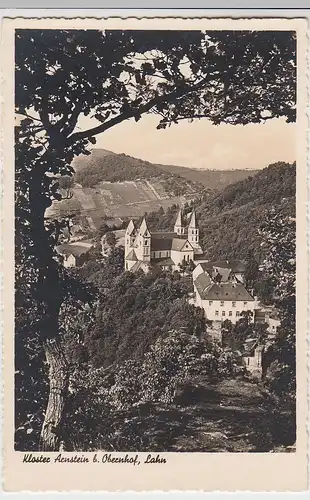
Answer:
top-left (145, 162), bottom-right (295, 262)
top-left (52, 150), bottom-right (261, 229)
top-left (73, 149), bottom-right (203, 196)
top-left (157, 163), bottom-right (260, 190)
top-left (72, 148), bottom-right (256, 191)
top-left (196, 161), bottom-right (295, 260)
top-left (74, 250), bottom-right (205, 369)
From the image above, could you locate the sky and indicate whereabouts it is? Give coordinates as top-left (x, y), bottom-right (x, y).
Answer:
top-left (16, 112), bottom-right (296, 171)
top-left (82, 114), bottom-right (296, 171)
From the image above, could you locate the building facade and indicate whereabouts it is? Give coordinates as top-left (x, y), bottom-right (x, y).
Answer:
top-left (56, 241), bottom-right (93, 268)
top-left (193, 262), bottom-right (258, 324)
top-left (124, 209), bottom-right (204, 272)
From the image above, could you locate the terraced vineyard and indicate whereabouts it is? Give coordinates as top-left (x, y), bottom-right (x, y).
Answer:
top-left (46, 149), bottom-right (254, 231)
top-left (47, 178), bottom-right (195, 229)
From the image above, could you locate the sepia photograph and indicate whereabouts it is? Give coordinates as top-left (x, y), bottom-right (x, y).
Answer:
top-left (2, 14), bottom-right (308, 492)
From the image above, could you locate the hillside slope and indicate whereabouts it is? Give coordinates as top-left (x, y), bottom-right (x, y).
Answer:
top-left (196, 161), bottom-right (295, 260)
top-left (145, 161), bottom-right (295, 262)
top-left (73, 148), bottom-right (258, 190)
top-left (156, 162), bottom-right (259, 190)
top-left (49, 149), bottom-right (256, 228)
top-left (73, 149), bottom-right (204, 195)
top-left (48, 149), bottom-right (206, 226)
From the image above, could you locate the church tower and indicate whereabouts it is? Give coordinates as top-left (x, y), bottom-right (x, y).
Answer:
top-left (137, 217), bottom-right (151, 262)
top-left (125, 219), bottom-right (136, 257)
top-left (187, 210), bottom-right (200, 249)
top-left (174, 209), bottom-right (185, 236)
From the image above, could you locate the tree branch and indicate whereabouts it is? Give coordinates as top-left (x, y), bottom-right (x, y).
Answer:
top-left (66, 75), bottom-right (211, 145)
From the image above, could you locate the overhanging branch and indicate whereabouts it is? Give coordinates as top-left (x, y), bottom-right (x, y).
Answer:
top-left (66, 75), bottom-right (212, 146)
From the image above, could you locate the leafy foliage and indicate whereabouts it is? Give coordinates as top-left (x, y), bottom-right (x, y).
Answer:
top-left (79, 264), bottom-right (206, 368)
top-left (147, 162), bottom-right (295, 262)
top-left (259, 207), bottom-right (296, 405)
top-left (65, 329), bottom-right (242, 451)
top-left (197, 162), bottom-right (295, 261)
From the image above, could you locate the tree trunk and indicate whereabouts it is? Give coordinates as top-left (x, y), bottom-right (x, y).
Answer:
top-left (40, 338), bottom-right (69, 451)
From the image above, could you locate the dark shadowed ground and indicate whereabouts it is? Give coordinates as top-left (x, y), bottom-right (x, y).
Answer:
top-left (118, 379), bottom-right (295, 453)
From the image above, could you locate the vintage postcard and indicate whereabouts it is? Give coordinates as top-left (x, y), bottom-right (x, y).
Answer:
top-left (1, 14), bottom-right (308, 492)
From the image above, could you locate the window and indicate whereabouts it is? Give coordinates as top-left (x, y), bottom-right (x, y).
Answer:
top-left (144, 240), bottom-right (148, 246)
top-left (236, 311), bottom-right (240, 317)
top-left (220, 300), bottom-right (224, 306)
top-left (232, 301), bottom-right (236, 307)
top-left (209, 300), bottom-right (213, 306)
top-left (244, 301), bottom-right (248, 306)
top-left (247, 358), bottom-right (250, 365)
top-left (222, 310), bottom-right (225, 316)
top-left (215, 310), bottom-right (219, 316)
top-left (229, 311), bottom-right (232, 317)
top-left (158, 251), bottom-right (161, 258)
top-left (126, 263), bottom-right (128, 270)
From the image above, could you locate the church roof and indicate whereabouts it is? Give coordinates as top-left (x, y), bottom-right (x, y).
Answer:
top-left (139, 218), bottom-right (150, 237)
top-left (126, 219), bottom-right (136, 236)
top-left (174, 209), bottom-right (183, 227)
top-left (171, 238), bottom-right (192, 251)
top-left (130, 261), bottom-right (143, 273)
top-left (188, 210), bottom-right (197, 228)
top-left (130, 261), bottom-right (151, 273)
top-left (126, 249), bottom-right (138, 261)
top-left (151, 232), bottom-right (176, 251)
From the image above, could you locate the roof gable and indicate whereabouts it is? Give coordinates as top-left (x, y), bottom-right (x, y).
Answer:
top-left (126, 249), bottom-right (138, 261)
top-left (214, 267), bottom-right (232, 283)
top-left (171, 238), bottom-right (193, 252)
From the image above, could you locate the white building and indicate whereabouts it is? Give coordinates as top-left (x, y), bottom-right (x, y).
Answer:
top-left (193, 267), bottom-right (258, 324)
top-left (56, 241), bottom-right (93, 268)
top-left (124, 209), bottom-right (204, 273)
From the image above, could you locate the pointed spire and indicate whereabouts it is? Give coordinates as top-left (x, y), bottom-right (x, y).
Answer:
top-left (126, 219), bottom-right (136, 236)
top-left (175, 208), bottom-right (182, 228)
top-left (188, 210), bottom-right (197, 228)
top-left (139, 217), bottom-right (150, 237)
